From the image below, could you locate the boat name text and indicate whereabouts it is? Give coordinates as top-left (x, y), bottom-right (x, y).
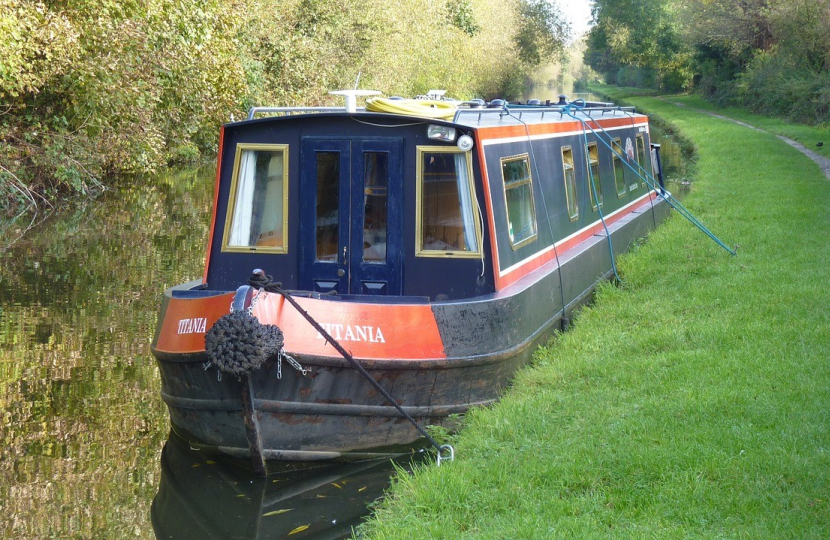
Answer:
top-left (316, 324), bottom-right (386, 343)
top-left (177, 317), bottom-right (207, 334)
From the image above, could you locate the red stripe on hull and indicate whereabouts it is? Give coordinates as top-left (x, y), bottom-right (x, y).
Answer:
top-left (202, 126), bottom-right (225, 285)
top-left (496, 192), bottom-right (658, 289)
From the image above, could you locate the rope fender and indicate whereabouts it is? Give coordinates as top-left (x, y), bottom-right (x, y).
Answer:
top-left (204, 309), bottom-right (284, 378)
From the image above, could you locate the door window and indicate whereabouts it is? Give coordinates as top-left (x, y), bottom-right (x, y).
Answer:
top-left (315, 152), bottom-right (340, 261)
top-left (362, 152), bottom-right (388, 262)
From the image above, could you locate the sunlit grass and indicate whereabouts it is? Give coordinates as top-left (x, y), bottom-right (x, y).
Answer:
top-left (357, 96), bottom-right (830, 538)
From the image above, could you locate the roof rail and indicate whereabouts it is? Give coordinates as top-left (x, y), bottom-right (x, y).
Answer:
top-left (247, 106), bottom-right (347, 120)
top-left (451, 104), bottom-right (637, 124)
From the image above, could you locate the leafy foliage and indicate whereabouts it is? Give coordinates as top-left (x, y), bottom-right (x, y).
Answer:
top-left (584, 0), bottom-right (830, 124)
top-left (513, 0), bottom-right (570, 65)
top-left (1, 0), bottom-right (570, 213)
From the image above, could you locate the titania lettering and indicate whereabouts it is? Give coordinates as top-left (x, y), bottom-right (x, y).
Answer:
top-left (315, 323), bottom-right (386, 343)
top-left (177, 317), bottom-right (207, 334)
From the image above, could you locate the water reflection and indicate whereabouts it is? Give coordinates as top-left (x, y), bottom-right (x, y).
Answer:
top-left (152, 432), bottom-right (419, 540)
top-left (0, 167), bottom-right (214, 538)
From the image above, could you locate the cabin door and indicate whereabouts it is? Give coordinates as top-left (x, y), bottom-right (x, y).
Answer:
top-left (300, 138), bottom-right (403, 295)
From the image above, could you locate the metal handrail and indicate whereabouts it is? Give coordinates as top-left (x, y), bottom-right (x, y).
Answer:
top-left (451, 104), bottom-right (637, 124)
top-left (247, 106), bottom-right (351, 120)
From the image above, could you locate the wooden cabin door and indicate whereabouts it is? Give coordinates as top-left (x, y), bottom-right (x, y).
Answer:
top-left (300, 138), bottom-right (403, 295)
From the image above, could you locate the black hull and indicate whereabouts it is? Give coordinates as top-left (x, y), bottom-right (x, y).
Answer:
top-left (153, 199), bottom-right (668, 461)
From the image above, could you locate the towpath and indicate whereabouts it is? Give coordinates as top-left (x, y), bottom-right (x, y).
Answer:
top-left (661, 98), bottom-right (830, 180)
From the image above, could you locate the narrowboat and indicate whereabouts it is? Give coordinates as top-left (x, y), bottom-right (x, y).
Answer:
top-left (151, 90), bottom-right (669, 465)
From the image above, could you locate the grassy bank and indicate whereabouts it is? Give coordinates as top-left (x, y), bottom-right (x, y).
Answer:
top-left (594, 85), bottom-right (830, 163)
top-left (357, 98), bottom-right (830, 538)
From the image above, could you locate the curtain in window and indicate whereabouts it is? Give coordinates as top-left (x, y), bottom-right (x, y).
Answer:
top-left (454, 153), bottom-right (478, 251)
top-left (229, 150), bottom-right (257, 245)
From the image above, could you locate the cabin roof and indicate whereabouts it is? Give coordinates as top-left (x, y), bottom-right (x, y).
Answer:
top-left (241, 101), bottom-right (644, 130)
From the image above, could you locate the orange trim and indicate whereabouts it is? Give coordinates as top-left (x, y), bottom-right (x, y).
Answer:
top-left (475, 141), bottom-right (501, 290)
top-left (252, 293), bottom-right (446, 360)
top-left (202, 127), bottom-right (226, 285)
top-left (153, 291), bottom-right (447, 361)
top-left (476, 116), bottom-right (648, 142)
top-left (154, 292), bottom-right (235, 354)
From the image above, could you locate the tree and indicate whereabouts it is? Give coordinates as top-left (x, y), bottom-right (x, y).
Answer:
top-left (585, 0), bottom-right (692, 90)
top-left (514, 0), bottom-right (570, 66)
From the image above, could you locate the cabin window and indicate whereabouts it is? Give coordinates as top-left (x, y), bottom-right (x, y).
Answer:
top-left (561, 146), bottom-right (578, 221)
top-left (416, 146), bottom-right (480, 257)
top-left (223, 144), bottom-right (289, 253)
top-left (501, 154), bottom-right (538, 249)
top-left (612, 138), bottom-right (626, 198)
top-left (586, 142), bottom-right (603, 210)
top-left (636, 134), bottom-right (648, 187)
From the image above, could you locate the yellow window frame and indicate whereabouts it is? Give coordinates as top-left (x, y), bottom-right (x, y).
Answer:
top-left (612, 138), bottom-right (626, 198)
top-left (586, 142), bottom-right (603, 210)
top-left (415, 146), bottom-right (482, 258)
top-left (636, 134), bottom-right (648, 188)
top-left (222, 143), bottom-right (290, 254)
top-left (500, 153), bottom-right (538, 250)
top-left (561, 146), bottom-right (578, 222)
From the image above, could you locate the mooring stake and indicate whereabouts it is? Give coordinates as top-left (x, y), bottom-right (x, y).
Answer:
top-left (240, 375), bottom-right (267, 475)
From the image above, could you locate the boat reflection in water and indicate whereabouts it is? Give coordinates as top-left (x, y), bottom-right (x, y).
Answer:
top-left (151, 432), bottom-right (421, 539)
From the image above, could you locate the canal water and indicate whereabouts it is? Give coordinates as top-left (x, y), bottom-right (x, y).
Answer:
top-left (0, 122), bottom-right (685, 539)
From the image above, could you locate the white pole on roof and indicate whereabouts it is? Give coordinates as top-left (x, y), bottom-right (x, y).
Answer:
top-left (329, 89), bottom-right (382, 113)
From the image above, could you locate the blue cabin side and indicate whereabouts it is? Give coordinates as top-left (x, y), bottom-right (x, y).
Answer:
top-left (203, 109), bottom-right (655, 301)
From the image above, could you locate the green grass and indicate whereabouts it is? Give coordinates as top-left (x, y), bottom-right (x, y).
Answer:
top-left (357, 96), bottom-right (830, 538)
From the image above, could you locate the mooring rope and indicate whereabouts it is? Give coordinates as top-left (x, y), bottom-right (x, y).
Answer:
top-left (560, 102), bottom-right (737, 256)
top-left (248, 271), bottom-right (455, 465)
top-left (502, 107), bottom-right (574, 322)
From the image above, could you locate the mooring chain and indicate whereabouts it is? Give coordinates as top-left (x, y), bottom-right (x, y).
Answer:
top-left (276, 349), bottom-right (307, 379)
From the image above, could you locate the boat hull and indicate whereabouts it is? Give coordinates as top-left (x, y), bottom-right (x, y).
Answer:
top-left (151, 196), bottom-right (668, 461)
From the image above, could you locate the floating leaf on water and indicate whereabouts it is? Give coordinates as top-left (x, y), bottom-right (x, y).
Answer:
top-left (288, 524), bottom-right (310, 535)
top-left (262, 508), bottom-right (294, 517)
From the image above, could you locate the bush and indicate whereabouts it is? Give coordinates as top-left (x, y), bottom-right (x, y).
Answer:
top-left (1, 0), bottom-right (554, 212)
top-left (737, 47), bottom-right (830, 125)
